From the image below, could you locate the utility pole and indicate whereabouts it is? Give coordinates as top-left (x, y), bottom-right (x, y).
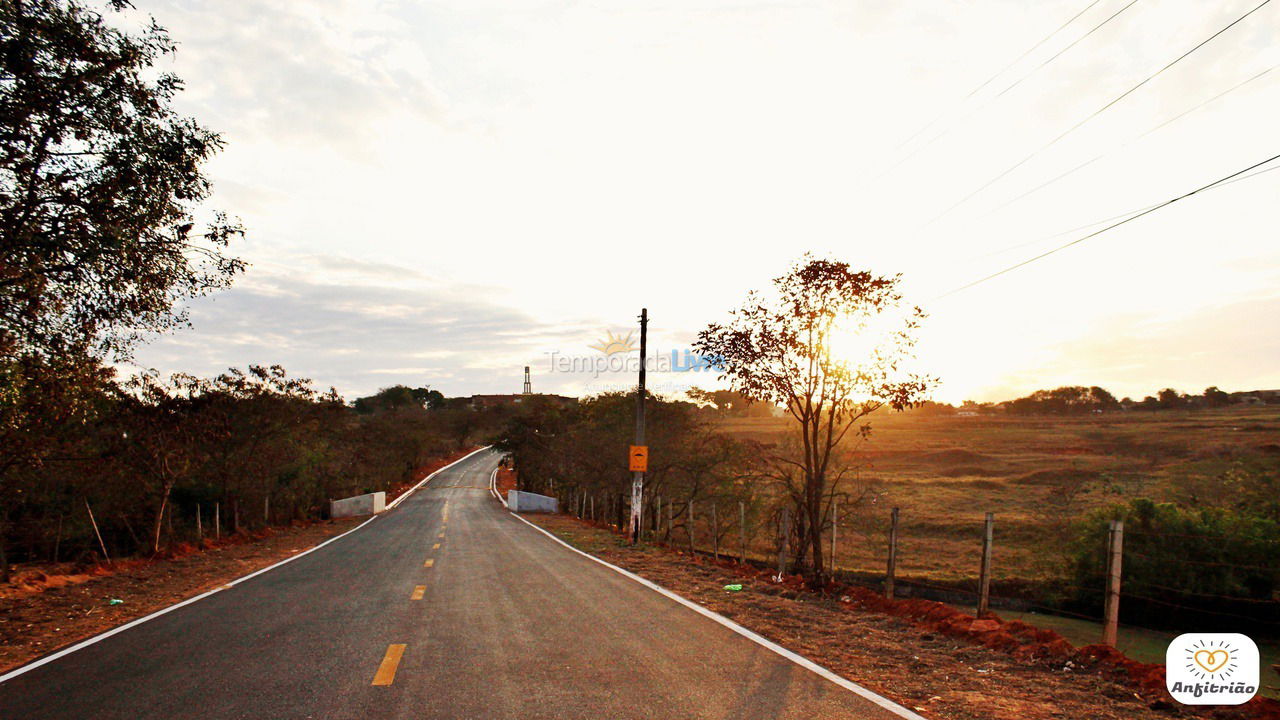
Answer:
top-left (629, 308), bottom-right (648, 544)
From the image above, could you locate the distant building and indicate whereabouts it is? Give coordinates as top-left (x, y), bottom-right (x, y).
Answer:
top-left (469, 393), bottom-right (576, 410)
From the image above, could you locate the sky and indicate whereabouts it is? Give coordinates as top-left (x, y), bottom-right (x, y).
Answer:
top-left (117, 0), bottom-right (1280, 404)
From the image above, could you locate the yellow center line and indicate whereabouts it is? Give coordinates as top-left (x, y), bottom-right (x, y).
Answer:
top-left (437, 532), bottom-right (444, 539)
top-left (372, 644), bottom-right (406, 686)
top-left (423, 558), bottom-right (434, 568)
top-left (432, 543), bottom-right (440, 550)
top-left (410, 585), bottom-right (426, 600)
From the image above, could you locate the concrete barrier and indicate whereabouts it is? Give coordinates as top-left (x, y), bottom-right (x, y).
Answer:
top-left (508, 490), bottom-right (557, 514)
top-left (330, 491), bottom-right (385, 518)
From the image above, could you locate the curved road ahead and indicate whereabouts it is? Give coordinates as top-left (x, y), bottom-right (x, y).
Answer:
top-left (0, 449), bottom-right (915, 719)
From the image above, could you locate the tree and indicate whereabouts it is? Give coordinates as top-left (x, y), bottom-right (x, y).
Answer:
top-left (1203, 386), bottom-right (1230, 408)
top-left (1157, 388), bottom-right (1185, 410)
top-left (115, 372), bottom-right (209, 554)
top-left (0, 0), bottom-right (243, 546)
top-left (694, 257), bottom-right (932, 584)
top-left (686, 387), bottom-right (773, 417)
top-left (0, 0), bottom-right (244, 361)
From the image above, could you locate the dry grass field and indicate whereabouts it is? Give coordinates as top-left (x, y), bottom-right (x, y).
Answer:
top-left (714, 406), bottom-right (1280, 588)
top-left (708, 406), bottom-right (1280, 695)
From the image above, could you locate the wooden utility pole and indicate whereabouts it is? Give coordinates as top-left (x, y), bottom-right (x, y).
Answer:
top-left (629, 308), bottom-right (648, 544)
top-left (886, 507), bottom-right (899, 599)
top-left (215, 502), bottom-right (221, 539)
top-left (739, 501), bottom-right (747, 564)
top-left (196, 504), bottom-right (203, 540)
top-left (978, 512), bottom-right (994, 616)
top-left (1103, 520), bottom-right (1124, 646)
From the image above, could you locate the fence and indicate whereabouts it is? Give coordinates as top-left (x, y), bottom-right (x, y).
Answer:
top-left (559, 491), bottom-right (1280, 649)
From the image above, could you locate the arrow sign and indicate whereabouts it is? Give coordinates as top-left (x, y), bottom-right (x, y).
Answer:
top-left (629, 445), bottom-right (648, 473)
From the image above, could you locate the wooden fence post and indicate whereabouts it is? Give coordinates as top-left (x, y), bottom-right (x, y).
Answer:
top-left (978, 512), bottom-right (994, 616)
top-left (830, 497), bottom-right (838, 577)
top-left (739, 501), bottom-right (747, 564)
top-left (712, 502), bottom-right (719, 561)
top-left (655, 496), bottom-right (662, 539)
top-left (85, 499), bottom-right (110, 563)
top-left (687, 500), bottom-right (696, 555)
top-left (886, 507), bottom-right (898, 599)
top-left (1103, 519), bottom-right (1124, 646)
top-left (776, 508), bottom-right (790, 578)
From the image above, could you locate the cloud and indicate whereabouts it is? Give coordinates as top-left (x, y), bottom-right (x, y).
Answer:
top-left (124, 0), bottom-right (448, 150)
top-left (127, 257), bottom-right (594, 399)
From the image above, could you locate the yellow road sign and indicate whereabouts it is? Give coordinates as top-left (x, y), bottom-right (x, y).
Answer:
top-left (629, 445), bottom-right (648, 473)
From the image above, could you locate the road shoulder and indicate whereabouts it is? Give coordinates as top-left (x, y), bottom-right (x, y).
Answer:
top-left (522, 513), bottom-right (1220, 720)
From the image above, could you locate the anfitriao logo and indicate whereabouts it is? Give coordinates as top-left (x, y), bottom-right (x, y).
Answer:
top-left (1166, 633), bottom-right (1258, 705)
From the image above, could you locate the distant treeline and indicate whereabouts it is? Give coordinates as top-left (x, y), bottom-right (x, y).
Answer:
top-left (0, 373), bottom-right (507, 578)
top-left (916, 385), bottom-right (1277, 416)
top-left (495, 393), bottom-right (796, 555)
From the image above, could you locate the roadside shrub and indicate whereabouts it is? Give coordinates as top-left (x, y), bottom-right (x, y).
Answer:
top-left (1069, 498), bottom-right (1279, 635)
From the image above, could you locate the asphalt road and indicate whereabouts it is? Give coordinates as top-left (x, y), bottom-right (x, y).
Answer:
top-left (0, 449), bottom-right (913, 719)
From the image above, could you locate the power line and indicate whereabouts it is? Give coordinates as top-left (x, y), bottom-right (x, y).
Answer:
top-left (927, 0), bottom-right (1274, 226)
top-left (987, 62), bottom-right (1280, 216)
top-left (936, 152), bottom-right (1280, 299)
top-left (972, 161), bottom-right (1280, 262)
top-left (993, 0), bottom-right (1140, 101)
top-left (877, 0), bottom-right (1127, 181)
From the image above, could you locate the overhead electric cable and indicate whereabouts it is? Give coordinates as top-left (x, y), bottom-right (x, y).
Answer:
top-left (890, 0), bottom-right (1107, 153)
top-left (986, 62), bottom-right (1280, 214)
top-left (926, 0), bottom-right (1274, 226)
top-left (879, 0), bottom-right (1139, 180)
top-left (936, 152), bottom-right (1280, 299)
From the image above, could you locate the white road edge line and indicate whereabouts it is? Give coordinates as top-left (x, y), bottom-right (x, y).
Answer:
top-left (507, 510), bottom-right (929, 720)
top-left (488, 467), bottom-right (507, 507)
top-left (0, 446), bottom-right (492, 685)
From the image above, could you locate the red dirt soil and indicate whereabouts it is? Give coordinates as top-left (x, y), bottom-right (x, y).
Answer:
top-left (495, 466), bottom-right (516, 501)
top-left (529, 513), bottom-right (1280, 720)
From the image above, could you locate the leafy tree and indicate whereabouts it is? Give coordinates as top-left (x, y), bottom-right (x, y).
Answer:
top-left (694, 257), bottom-right (932, 584)
top-left (0, 0), bottom-right (243, 560)
top-left (1203, 386), bottom-right (1231, 408)
top-left (1157, 388), bottom-right (1185, 410)
top-left (686, 387), bottom-right (773, 417)
top-left (0, 0), bottom-right (244, 361)
top-left (1005, 386), bottom-right (1119, 414)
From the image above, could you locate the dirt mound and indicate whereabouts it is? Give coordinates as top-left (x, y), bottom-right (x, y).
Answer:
top-left (939, 465), bottom-right (1004, 478)
top-left (1014, 468), bottom-right (1098, 485)
top-left (919, 449), bottom-right (992, 465)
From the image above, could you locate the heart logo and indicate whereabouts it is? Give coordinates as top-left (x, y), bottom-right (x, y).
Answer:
top-left (1194, 649), bottom-right (1229, 673)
